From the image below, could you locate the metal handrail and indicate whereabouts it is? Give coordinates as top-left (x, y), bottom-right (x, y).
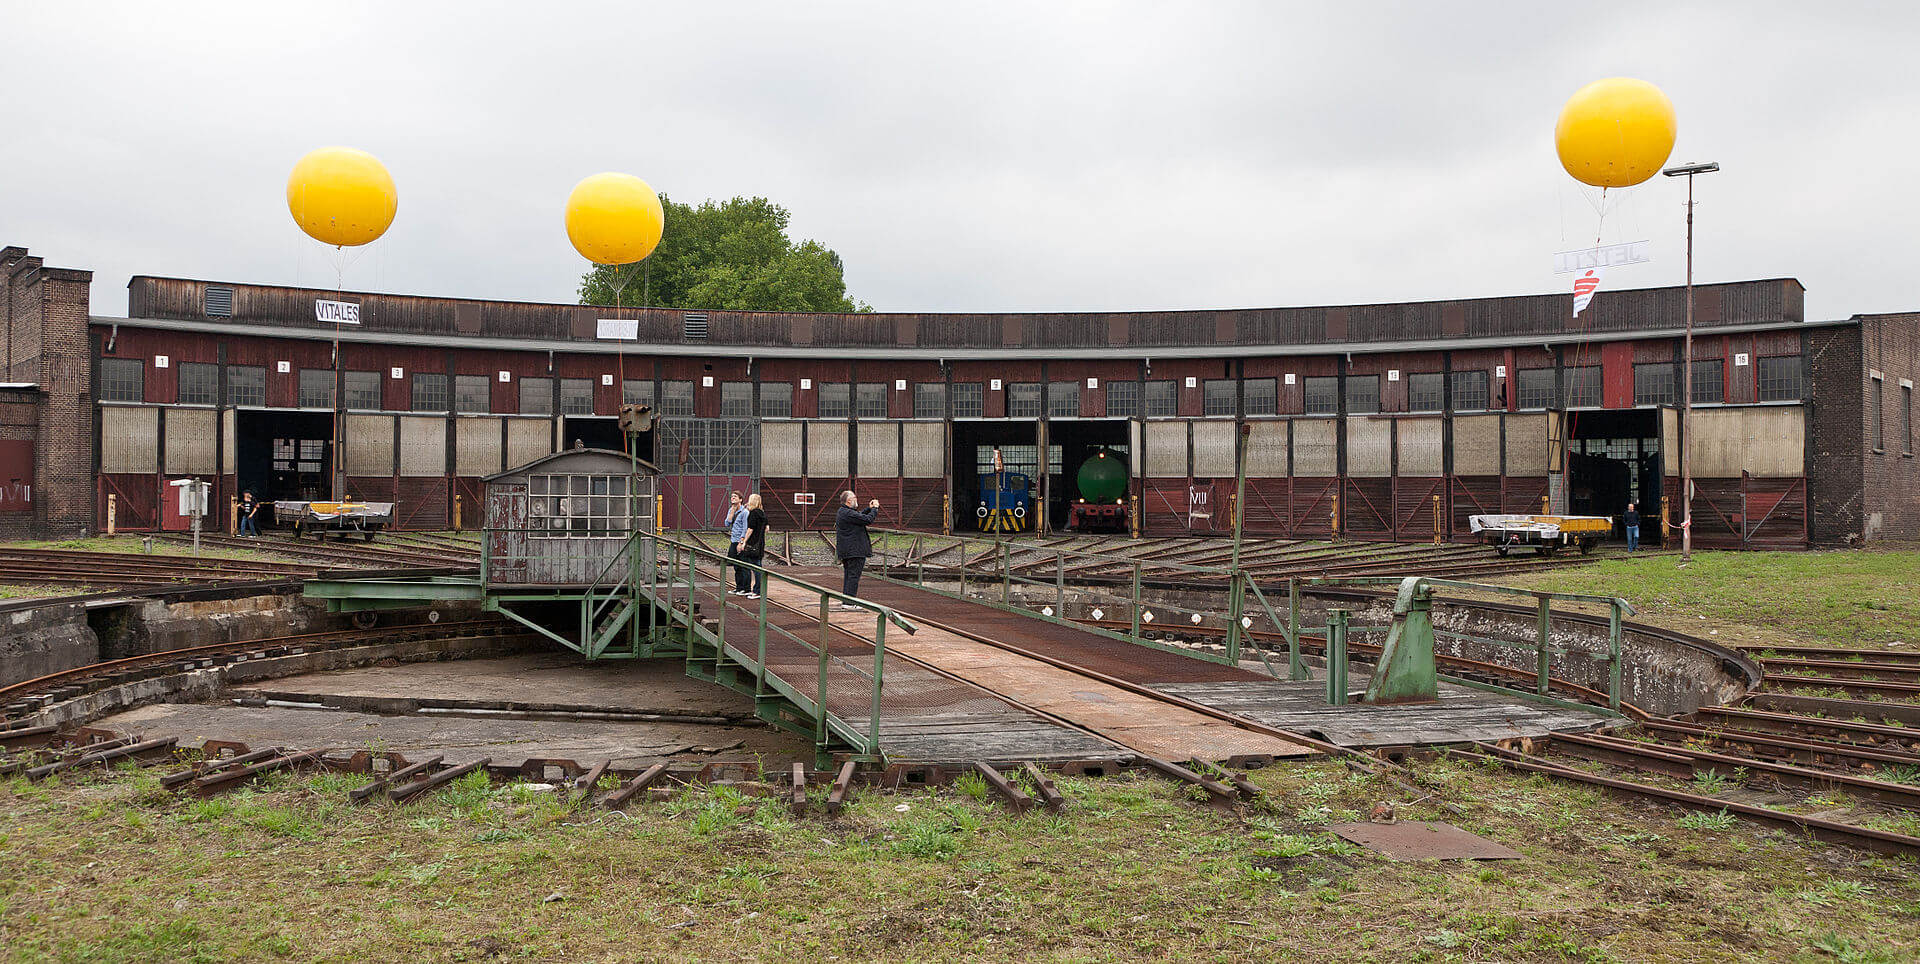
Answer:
top-left (644, 532), bottom-right (914, 755)
top-left (867, 528), bottom-right (1637, 711)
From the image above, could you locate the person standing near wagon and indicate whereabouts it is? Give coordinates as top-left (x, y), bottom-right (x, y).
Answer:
top-left (239, 491), bottom-right (261, 537)
top-left (834, 489), bottom-right (880, 608)
top-left (1622, 502), bottom-right (1640, 553)
top-left (724, 491), bottom-right (753, 595)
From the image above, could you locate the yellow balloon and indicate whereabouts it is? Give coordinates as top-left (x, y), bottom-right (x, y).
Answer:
top-left (565, 173), bottom-right (664, 265)
top-left (1554, 78), bottom-right (1677, 189)
top-left (286, 147), bottom-right (398, 247)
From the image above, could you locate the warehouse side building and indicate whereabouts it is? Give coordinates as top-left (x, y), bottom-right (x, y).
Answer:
top-left (4, 241), bottom-right (1915, 548)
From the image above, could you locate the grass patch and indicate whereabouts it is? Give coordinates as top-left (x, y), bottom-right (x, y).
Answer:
top-left (5, 759), bottom-right (1918, 961)
top-left (1492, 548), bottom-right (1920, 649)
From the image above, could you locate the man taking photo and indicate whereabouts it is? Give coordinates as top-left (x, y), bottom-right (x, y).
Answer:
top-left (834, 490), bottom-right (879, 608)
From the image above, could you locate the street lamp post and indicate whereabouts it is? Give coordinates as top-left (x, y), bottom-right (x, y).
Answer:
top-left (1661, 161), bottom-right (1719, 565)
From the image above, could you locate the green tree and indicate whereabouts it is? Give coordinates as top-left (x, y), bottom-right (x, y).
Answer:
top-left (577, 195), bottom-right (870, 312)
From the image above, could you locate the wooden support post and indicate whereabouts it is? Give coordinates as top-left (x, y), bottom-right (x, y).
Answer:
top-left (1137, 756), bottom-right (1236, 805)
top-left (389, 757), bottom-right (491, 803)
top-left (1021, 762), bottom-right (1066, 811)
top-left (107, 493), bottom-right (116, 535)
top-left (790, 762), bottom-right (808, 815)
top-left (1535, 596), bottom-right (1552, 696)
top-left (603, 762), bottom-right (668, 810)
top-left (826, 760), bottom-right (857, 815)
top-left (349, 754), bottom-right (441, 803)
top-left (973, 762), bottom-right (1033, 812)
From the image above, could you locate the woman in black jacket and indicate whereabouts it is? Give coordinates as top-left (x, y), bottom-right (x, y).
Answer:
top-left (739, 493), bottom-right (769, 598)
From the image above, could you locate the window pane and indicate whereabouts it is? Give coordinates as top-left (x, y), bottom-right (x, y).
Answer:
top-left (300, 369), bottom-right (336, 408)
top-left (518, 376), bottom-right (553, 415)
top-left (1244, 378), bottom-right (1277, 416)
top-left (1870, 379), bottom-right (1884, 449)
top-left (1303, 376), bottom-right (1338, 415)
top-left (1633, 363), bottom-right (1675, 406)
top-left (950, 382), bottom-right (984, 418)
top-left (99, 358), bottom-right (144, 402)
top-left (1144, 380), bottom-right (1177, 417)
top-left (1516, 369), bottom-right (1555, 410)
top-left (1202, 379), bottom-right (1236, 417)
top-left (223, 365), bottom-right (265, 407)
top-left (178, 362), bottom-right (219, 405)
top-left (1344, 375), bottom-right (1380, 414)
top-left (1690, 360), bottom-right (1723, 404)
top-left (1564, 366), bottom-right (1601, 407)
top-left (818, 383), bottom-right (850, 419)
top-left (913, 383), bottom-right (945, 419)
top-left (1407, 373), bottom-right (1443, 413)
top-left (454, 374), bottom-right (490, 413)
top-left (721, 382), bottom-right (753, 416)
top-left (659, 380), bottom-right (694, 415)
top-left (411, 373), bottom-right (449, 412)
top-left (1450, 371), bottom-right (1488, 412)
top-left (759, 383), bottom-right (792, 417)
top-left (560, 378), bottom-right (594, 415)
top-left (1757, 356), bottom-right (1802, 402)
top-left (855, 383), bottom-right (887, 418)
top-left (1008, 383), bottom-right (1041, 418)
top-left (621, 379), bottom-right (653, 407)
top-left (344, 371), bottom-right (382, 411)
top-left (1904, 385), bottom-right (1914, 454)
top-left (1106, 381), bottom-right (1139, 417)
top-left (1047, 381), bottom-right (1079, 418)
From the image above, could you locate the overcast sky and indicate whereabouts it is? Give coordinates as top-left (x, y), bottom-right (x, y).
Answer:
top-left (2, 2), bottom-right (1914, 320)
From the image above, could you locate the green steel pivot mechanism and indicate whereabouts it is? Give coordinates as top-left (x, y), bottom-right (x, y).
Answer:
top-left (1363, 577), bottom-right (1440, 705)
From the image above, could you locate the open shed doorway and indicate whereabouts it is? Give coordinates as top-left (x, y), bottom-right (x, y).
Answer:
top-left (236, 410), bottom-right (332, 529)
top-left (951, 420), bottom-right (1039, 533)
top-left (1045, 419), bottom-right (1130, 532)
top-left (1566, 409), bottom-right (1661, 545)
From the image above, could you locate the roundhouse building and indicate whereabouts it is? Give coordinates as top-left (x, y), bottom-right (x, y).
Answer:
top-left (3, 243), bottom-right (1916, 546)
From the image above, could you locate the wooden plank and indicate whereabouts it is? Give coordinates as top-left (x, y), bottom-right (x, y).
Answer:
top-left (389, 757), bottom-right (491, 803)
top-left (826, 761), bottom-right (857, 815)
top-left (603, 762), bottom-right (667, 810)
top-left (1022, 762), bottom-right (1066, 811)
top-left (790, 762), bottom-right (807, 815)
top-left (351, 755), bottom-right (441, 803)
top-left (973, 762), bottom-right (1033, 812)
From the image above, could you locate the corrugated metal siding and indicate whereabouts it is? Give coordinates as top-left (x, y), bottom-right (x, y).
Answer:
top-left (343, 414), bottom-right (394, 475)
top-left (101, 407), bottom-right (159, 474)
top-left (398, 417), bottom-right (446, 477)
top-left (455, 418), bottom-right (504, 476)
top-left (163, 409), bottom-right (217, 475)
top-left (902, 422), bottom-right (944, 478)
top-left (857, 422), bottom-right (900, 477)
top-left (760, 421), bottom-right (804, 477)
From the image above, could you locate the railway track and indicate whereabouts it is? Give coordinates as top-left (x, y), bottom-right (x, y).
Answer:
top-left (0, 547), bottom-right (328, 590)
top-left (0, 617), bottom-right (520, 724)
top-left (1467, 637), bottom-right (1920, 857)
top-left (154, 532), bottom-right (477, 569)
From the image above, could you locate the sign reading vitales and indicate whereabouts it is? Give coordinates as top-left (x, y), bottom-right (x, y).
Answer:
top-left (315, 299), bottom-right (361, 324)
top-left (1553, 240), bottom-right (1650, 275)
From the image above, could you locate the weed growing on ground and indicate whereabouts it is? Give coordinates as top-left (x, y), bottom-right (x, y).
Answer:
top-left (1678, 809), bottom-right (1738, 831)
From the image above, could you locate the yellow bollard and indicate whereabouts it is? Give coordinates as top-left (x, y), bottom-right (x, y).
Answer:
top-left (107, 493), bottom-right (117, 536)
top-left (452, 493), bottom-right (463, 531)
top-left (1432, 494), bottom-right (1442, 545)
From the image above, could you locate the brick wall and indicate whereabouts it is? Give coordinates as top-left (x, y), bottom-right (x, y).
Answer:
top-left (1860, 313), bottom-right (1920, 541)
top-left (1806, 324), bottom-right (1864, 544)
top-left (1, 245), bottom-right (93, 538)
top-left (0, 386), bottom-right (42, 540)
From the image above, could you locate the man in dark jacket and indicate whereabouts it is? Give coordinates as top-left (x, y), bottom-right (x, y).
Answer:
top-left (1622, 502), bottom-right (1640, 553)
top-left (835, 490), bottom-right (879, 607)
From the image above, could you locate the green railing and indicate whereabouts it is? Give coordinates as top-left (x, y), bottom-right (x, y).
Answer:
top-left (869, 528), bottom-right (1635, 712)
top-left (645, 534), bottom-right (917, 758)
